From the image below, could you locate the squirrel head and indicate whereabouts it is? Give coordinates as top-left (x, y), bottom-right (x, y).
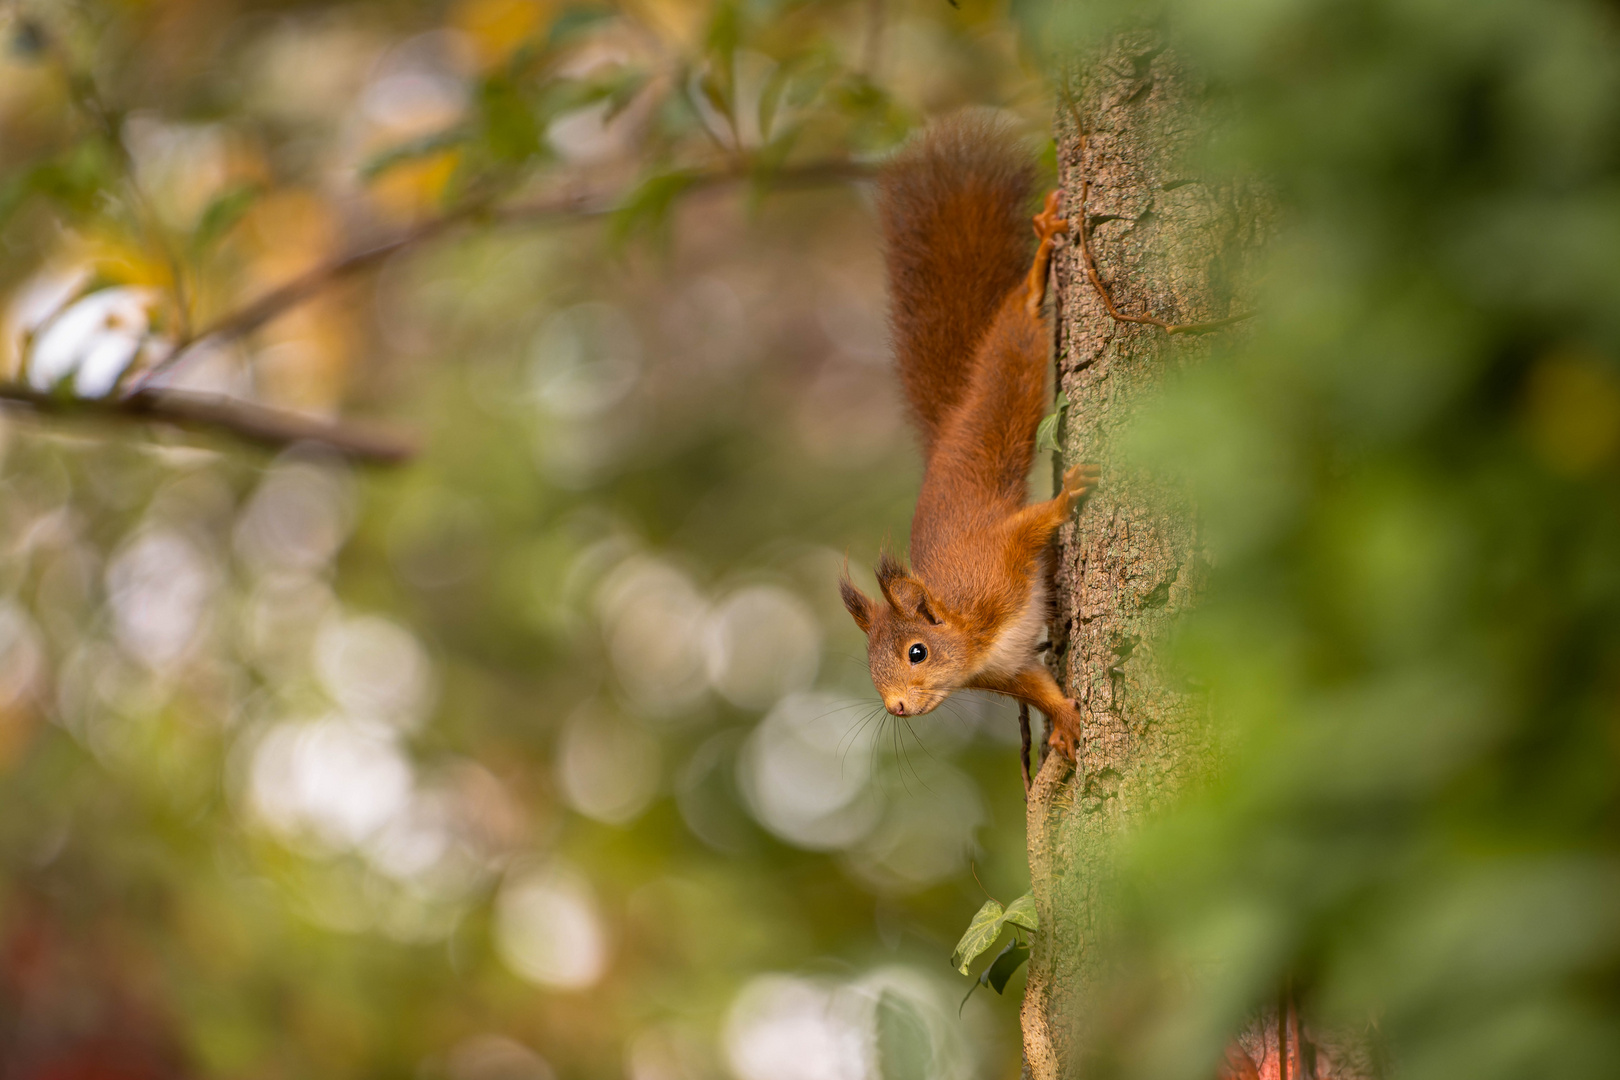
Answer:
top-left (840, 553), bottom-right (967, 717)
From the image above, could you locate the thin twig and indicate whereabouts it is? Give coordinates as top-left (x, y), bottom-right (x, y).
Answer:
top-left (1057, 74), bottom-right (1254, 337)
top-left (129, 158), bottom-right (874, 391)
top-left (0, 384), bottom-right (416, 463)
top-left (1019, 702), bottom-right (1032, 797)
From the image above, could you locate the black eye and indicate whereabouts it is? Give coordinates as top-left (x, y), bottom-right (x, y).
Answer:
top-left (908, 643), bottom-right (927, 664)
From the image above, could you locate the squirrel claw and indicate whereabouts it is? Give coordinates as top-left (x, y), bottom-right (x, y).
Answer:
top-left (1060, 463), bottom-right (1101, 512)
top-left (1032, 190), bottom-right (1069, 244)
top-left (1047, 707), bottom-right (1082, 761)
top-left (1045, 699), bottom-right (1083, 761)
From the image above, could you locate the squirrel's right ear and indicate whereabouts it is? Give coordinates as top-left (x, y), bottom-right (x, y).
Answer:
top-left (839, 576), bottom-right (876, 634)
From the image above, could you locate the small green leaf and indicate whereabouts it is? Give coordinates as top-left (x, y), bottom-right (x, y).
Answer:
top-left (1002, 892), bottom-right (1038, 933)
top-left (950, 898), bottom-right (1005, 975)
top-left (985, 940), bottom-right (1030, 994)
top-left (958, 938), bottom-right (1031, 1012)
top-left (1035, 390), bottom-right (1069, 454)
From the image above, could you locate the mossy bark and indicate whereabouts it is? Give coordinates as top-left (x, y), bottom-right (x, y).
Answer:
top-left (1020, 31), bottom-right (1262, 1079)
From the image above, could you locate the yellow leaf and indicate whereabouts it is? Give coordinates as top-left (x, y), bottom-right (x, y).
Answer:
top-left (452, 0), bottom-right (551, 67)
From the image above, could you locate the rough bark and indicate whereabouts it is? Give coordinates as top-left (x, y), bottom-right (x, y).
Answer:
top-left (1020, 31), bottom-right (1260, 1079)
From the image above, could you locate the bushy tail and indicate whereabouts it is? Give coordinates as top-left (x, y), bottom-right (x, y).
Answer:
top-left (878, 113), bottom-right (1035, 451)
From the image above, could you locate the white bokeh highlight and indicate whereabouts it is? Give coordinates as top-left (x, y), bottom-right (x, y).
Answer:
top-left (703, 585), bottom-right (821, 710)
top-left (557, 703), bottom-right (661, 825)
top-left (106, 529), bottom-right (216, 670)
top-left (596, 556), bottom-right (709, 717)
top-left (737, 692), bottom-right (879, 851)
top-left (249, 716), bottom-right (414, 850)
top-left (722, 975), bottom-right (867, 1080)
top-left (494, 861), bottom-right (609, 990)
top-left (314, 612), bottom-right (435, 730)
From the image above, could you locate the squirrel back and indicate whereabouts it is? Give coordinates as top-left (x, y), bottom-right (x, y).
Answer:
top-left (878, 114), bottom-right (1036, 451)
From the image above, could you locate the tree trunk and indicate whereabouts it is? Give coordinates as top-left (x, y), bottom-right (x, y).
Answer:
top-left (1020, 30), bottom-right (1258, 1079)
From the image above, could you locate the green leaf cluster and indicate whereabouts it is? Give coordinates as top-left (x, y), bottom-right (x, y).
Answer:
top-left (951, 891), bottom-right (1036, 975)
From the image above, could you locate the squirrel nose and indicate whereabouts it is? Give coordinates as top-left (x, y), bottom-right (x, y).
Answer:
top-left (890, 699), bottom-right (908, 716)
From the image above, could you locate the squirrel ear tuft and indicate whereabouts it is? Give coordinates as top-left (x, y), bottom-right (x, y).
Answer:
top-left (840, 576), bottom-right (876, 634)
top-left (874, 551), bottom-right (908, 588)
top-left (884, 577), bottom-right (943, 626)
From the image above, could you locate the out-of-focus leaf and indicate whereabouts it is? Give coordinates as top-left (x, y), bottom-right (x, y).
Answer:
top-left (10, 18), bottom-right (46, 57)
top-left (360, 129), bottom-right (470, 181)
top-left (985, 940), bottom-right (1030, 993)
top-left (951, 897), bottom-right (1005, 974)
top-left (1003, 891), bottom-right (1038, 932)
top-left (609, 169), bottom-right (699, 248)
top-left (547, 6), bottom-right (614, 48)
top-left (0, 140), bottom-right (119, 230)
top-left (757, 55), bottom-right (798, 143)
top-left (958, 938), bottom-right (1031, 1012)
top-left (601, 70), bottom-right (650, 122)
top-left (875, 990), bottom-right (931, 1080)
top-left (479, 75), bottom-right (543, 163)
top-left (1035, 390), bottom-right (1069, 453)
top-left (706, 0), bottom-right (741, 67)
top-left (190, 185), bottom-right (260, 254)
top-left (696, 70), bottom-right (733, 135)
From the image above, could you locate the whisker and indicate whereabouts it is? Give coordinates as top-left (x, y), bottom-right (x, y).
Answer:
top-left (891, 716), bottom-right (913, 797)
top-left (900, 717), bottom-right (939, 794)
top-left (838, 705), bottom-right (887, 763)
top-left (806, 697), bottom-right (879, 725)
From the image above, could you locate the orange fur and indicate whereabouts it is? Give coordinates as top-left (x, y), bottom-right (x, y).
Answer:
top-left (840, 116), bottom-right (1098, 760)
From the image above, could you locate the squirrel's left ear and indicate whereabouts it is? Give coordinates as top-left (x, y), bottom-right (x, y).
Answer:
top-left (884, 577), bottom-right (943, 625)
top-left (840, 576), bottom-right (876, 634)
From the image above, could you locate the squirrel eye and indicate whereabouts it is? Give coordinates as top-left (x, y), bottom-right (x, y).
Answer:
top-left (908, 643), bottom-right (927, 664)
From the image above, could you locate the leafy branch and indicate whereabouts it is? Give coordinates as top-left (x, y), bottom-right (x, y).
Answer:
top-left (2, 5), bottom-right (880, 463)
top-left (2, 158), bottom-right (872, 462)
top-left (953, 892), bottom-right (1038, 1010)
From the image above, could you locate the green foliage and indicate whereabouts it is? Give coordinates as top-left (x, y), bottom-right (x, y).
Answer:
top-left (1021, 0), bottom-right (1620, 1077)
top-left (951, 897), bottom-right (1010, 974)
top-left (190, 184), bottom-right (260, 254)
top-left (1034, 389), bottom-right (1068, 454)
top-left (951, 891), bottom-right (1036, 975)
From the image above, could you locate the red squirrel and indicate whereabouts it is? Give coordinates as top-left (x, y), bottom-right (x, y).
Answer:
top-left (839, 115), bottom-right (1096, 760)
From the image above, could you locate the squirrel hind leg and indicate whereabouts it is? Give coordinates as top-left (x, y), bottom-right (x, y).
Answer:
top-left (1023, 190), bottom-right (1070, 317)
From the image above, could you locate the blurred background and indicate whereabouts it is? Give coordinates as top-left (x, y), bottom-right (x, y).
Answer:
top-left (0, 1), bottom-right (1053, 1078)
top-left (9, 0), bottom-right (1620, 1076)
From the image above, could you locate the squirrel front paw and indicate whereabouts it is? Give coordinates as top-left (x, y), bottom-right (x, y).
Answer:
top-left (1032, 190), bottom-right (1069, 244)
top-left (1047, 699), bottom-right (1083, 761)
top-left (1060, 463), bottom-right (1101, 512)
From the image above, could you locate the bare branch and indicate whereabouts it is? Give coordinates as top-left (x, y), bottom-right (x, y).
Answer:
top-left (0, 384), bottom-right (417, 463)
